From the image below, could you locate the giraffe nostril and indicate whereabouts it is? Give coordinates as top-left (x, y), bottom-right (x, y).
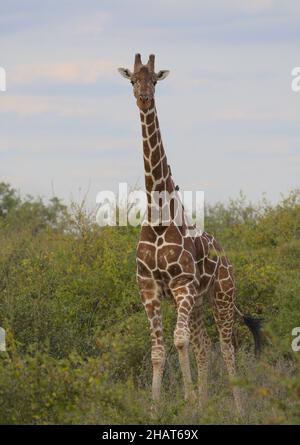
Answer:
top-left (140, 95), bottom-right (149, 103)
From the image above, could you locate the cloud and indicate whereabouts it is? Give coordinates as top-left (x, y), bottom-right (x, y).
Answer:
top-left (0, 93), bottom-right (132, 121)
top-left (10, 60), bottom-right (115, 86)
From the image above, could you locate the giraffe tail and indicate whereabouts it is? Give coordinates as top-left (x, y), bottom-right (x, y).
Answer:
top-left (234, 305), bottom-right (263, 357)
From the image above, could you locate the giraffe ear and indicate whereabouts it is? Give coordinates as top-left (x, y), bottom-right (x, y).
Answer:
top-left (118, 67), bottom-right (133, 80)
top-left (156, 70), bottom-right (170, 81)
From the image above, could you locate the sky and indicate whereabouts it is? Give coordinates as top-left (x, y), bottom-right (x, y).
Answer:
top-left (0, 0), bottom-right (300, 208)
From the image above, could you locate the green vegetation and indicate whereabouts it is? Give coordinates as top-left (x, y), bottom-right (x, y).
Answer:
top-left (0, 182), bottom-right (299, 424)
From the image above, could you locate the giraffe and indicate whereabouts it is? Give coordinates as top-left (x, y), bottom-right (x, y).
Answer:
top-left (118, 54), bottom-right (261, 415)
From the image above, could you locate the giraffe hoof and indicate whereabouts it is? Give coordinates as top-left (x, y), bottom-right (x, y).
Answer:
top-left (150, 402), bottom-right (160, 418)
top-left (236, 407), bottom-right (245, 421)
top-left (185, 390), bottom-right (197, 405)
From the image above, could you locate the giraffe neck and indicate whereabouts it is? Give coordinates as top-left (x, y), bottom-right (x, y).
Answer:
top-left (139, 100), bottom-right (182, 226)
top-left (140, 101), bottom-right (175, 195)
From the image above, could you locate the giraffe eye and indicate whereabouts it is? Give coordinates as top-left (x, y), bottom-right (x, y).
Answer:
top-left (131, 80), bottom-right (134, 85)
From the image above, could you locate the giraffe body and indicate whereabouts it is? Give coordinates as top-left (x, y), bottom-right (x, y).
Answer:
top-left (118, 54), bottom-right (242, 413)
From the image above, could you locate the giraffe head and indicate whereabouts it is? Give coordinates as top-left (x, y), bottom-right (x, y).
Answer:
top-left (118, 54), bottom-right (169, 111)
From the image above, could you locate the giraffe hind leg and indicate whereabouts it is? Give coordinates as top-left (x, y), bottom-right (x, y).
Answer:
top-left (213, 283), bottom-right (243, 416)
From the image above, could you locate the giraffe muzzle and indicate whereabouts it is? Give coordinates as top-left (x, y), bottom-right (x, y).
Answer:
top-left (137, 96), bottom-right (152, 111)
top-left (139, 95), bottom-right (149, 103)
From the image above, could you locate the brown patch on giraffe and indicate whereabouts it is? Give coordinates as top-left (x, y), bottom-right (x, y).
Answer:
top-left (197, 259), bottom-right (204, 276)
top-left (216, 300), bottom-right (230, 308)
top-left (199, 275), bottom-right (210, 291)
top-left (143, 140), bottom-right (150, 158)
top-left (165, 224), bottom-right (182, 244)
top-left (146, 111), bottom-right (155, 124)
top-left (186, 293), bottom-right (195, 306)
top-left (177, 305), bottom-right (189, 318)
top-left (208, 246), bottom-right (219, 261)
top-left (157, 237), bottom-right (163, 246)
top-left (170, 274), bottom-right (194, 289)
top-left (177, 224), bottom-right (187, 236)
top-left (157, 252), bottom-right (167, 270)
top-left (153, 317), bottom-right (161, 328)
top-left (204, 258), bottom-right (217, 275)
top-left (159, 244), bottom-right (182, 265)
top-left (152, 298), bottom-right (161, 308)
top-left (137, 259), bottom-right (152, 278)
top-left (152, 269), bottom-right (161, 280)
top-left (140, 226), bottom-right (157, 243)
top-left (144, 159), bottom-right (151, 173)
top-left (219, 277), bottom-right (234, 292)
top-left (167, 263), bottom-right (182, 277)
top-left (149, 132), bottom-right (158, 147)
top-left (142, 125), bottom-right (147, 139)
top-left (153, 226), bottom-right (166, 236)
top-left (171, 286), bottom-right (189, 299)
top-left (220, 255), bottom-right (229, 267)
top-left (145, 175), bottom-right (154, 191)
top-left (215, 288), bottom-right (229, 300)
top-left (175, 296), bottom-right (184, 306)
top-left (152, 162), bottom-right (162, 179)
top-left (184, 237), bottom-right (197, 259)
top-left (141, 290), bottom-right (158, 303)
top-left (137, 242), bottom-right (156, 269)
top-left (202, 236), bottom-right (209, 253)
top-left (194, 237), bottom-right (205, 261)
top-left (156, 180), bottom-right (167, 194)
top-left (150, 147), bottom-right (161, 166)
top-left (180, 300), bottom-right (191, 311)
top-left (138, 276), bottom-right (156, 291)
top-left (160, 271), bottom-right (171, 283)
top-left (219, 265), bottom-right (229, 280)
top-left (180, 250), bottom-right (195, 274)
top-left (145, 303), bottom-right (154, 318)
top-left (148, 122), bottom-right (156, 135)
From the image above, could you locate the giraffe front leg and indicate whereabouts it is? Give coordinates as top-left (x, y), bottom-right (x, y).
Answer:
top-left (150, 308), bottom-right (165, 403)
top-left (172, 287), bottom-right (196, 402)
top-left (140, 282), bottom-right (165, 403)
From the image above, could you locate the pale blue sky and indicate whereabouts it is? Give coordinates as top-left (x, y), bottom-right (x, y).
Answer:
top-left (0, 0), bottom-right (299, 206)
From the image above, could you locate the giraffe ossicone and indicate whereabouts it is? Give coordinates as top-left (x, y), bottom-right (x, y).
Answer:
top-left (118, 53), bottom-right (260, 415)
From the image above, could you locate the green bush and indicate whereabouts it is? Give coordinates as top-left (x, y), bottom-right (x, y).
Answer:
top-left (0, 185), bottom-right (300, 424)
